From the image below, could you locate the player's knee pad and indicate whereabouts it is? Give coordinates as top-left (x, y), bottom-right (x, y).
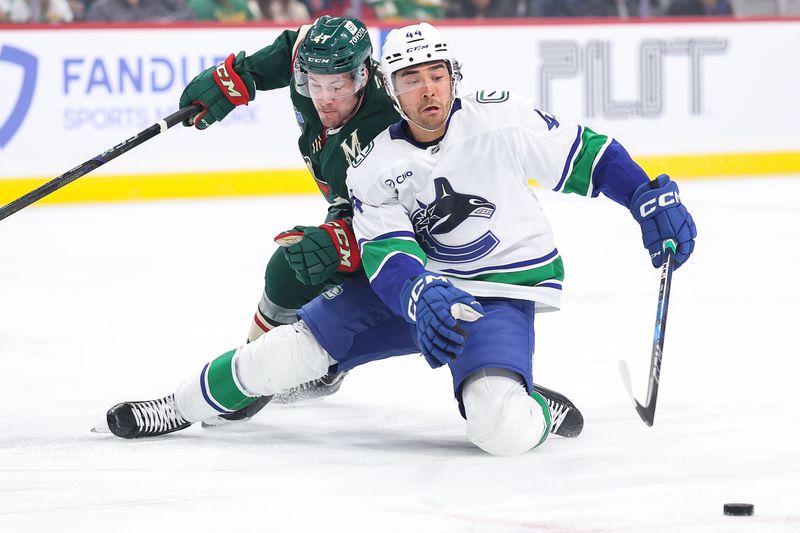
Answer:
top-left (236, 321), bottom-right (334, 397)
top-left (462, 368), bottom-right (549, 457)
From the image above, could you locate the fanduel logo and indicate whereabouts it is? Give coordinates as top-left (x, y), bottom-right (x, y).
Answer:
top-left (0, 45), bottom-right (38, 149)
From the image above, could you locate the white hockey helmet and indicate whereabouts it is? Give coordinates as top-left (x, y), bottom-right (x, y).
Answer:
top-left (380, 23), bottom-right (461, 119)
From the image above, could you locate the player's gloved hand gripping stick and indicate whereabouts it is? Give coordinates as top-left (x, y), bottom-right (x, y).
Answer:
top-left (0, 104), bottom-right (204, 222)
top-left (179, 51), bottom-right (255, 130)
top-left (619, 174), bottom-right (696, 426)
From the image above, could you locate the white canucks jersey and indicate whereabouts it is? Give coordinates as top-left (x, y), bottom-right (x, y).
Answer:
top-left (346, 91), bottom-right (641, 313)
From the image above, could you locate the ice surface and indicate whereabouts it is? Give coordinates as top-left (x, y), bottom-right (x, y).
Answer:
top-left (1, 177), bottom-right (799, 532)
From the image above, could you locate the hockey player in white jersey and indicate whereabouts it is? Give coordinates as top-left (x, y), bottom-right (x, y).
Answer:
top-left (342, 22), bottom-right (697, 455)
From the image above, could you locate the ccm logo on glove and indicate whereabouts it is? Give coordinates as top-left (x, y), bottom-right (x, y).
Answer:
top-left (638, 191), bottom-right (679, 218)
top-left (407, 274), bottom-right (448, 322)
top-left (212, 54), bottom-right (251, 106)
top-left (329, 223), bottom-right (354, 269)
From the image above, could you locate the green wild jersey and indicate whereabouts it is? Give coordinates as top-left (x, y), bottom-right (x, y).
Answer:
top-left (241, 27), bottom-right (401, 216)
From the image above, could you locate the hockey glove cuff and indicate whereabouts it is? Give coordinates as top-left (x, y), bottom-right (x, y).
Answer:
top-left (275, 219), bottom-right (361, 286)
top-left (179, 51), bottom-right (256, 130)
top-left (630, 174), bottom-right (697, 269)
top-left (400, 272), bottom-right (484, 369)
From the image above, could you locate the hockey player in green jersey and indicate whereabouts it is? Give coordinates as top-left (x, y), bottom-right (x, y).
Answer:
top-left (178, 16), bottom-right (400, 417)
top-left (149, 16), bottom-right (584, 431)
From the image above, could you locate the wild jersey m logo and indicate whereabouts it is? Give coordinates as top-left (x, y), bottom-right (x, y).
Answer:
top-left (350, 141), bottom-right (373, 168)
top-left (411, 178), bottom-right (499, 263)
top-left (340, 130), bottom-right (362, 166)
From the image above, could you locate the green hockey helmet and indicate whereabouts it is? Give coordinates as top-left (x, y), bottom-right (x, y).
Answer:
top-left (295, 16), bottom-right (373, 100)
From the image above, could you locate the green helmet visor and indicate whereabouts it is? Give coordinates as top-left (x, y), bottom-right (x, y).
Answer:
top-left (295, 64), bottom-right (368, 100)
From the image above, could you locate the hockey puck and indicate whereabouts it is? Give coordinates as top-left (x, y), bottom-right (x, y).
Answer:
top-left (723, 503), bottom-right (754, 516)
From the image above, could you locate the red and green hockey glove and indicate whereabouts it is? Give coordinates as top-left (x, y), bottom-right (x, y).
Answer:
top-left (274, 219), bottom-right (361, 286)
top-left (179, 51), bottom-right (255, 130)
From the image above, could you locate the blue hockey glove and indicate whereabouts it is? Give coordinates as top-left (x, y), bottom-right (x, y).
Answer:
top-left (400, 272), bottom-right (484, 369)
top-left (630, 174), bottom-right (697, 269)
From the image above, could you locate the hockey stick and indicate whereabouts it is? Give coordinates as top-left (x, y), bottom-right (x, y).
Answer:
top-left (619, 239), bottom-right (676, 426)
top-left (0, 104), bottom-right (204, 222)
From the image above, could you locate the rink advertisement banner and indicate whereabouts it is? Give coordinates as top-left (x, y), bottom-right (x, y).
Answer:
top-left (1, 20), bottom-right (799, 204)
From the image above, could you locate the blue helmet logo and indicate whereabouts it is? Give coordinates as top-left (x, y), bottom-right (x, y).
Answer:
top-left (0, 45), bottom-right (38, 149)
top-left (411, 177), bottom-right (498, 263)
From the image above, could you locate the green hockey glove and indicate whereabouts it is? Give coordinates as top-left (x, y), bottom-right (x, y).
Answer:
top-left (275, 220), bottom-right (361, 285)
top-left (179, 51), bottom-right (255, 130)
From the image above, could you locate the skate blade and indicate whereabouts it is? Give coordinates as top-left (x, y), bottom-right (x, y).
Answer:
top-left (90, 421), bottom-right (110, 434)
top-left (201, 416), bottom-right (251, 429)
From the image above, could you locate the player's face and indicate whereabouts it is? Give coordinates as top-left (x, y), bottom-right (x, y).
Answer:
top-left (309, 72), bottom-right (361, 128)
top-left (394, 61), bottom-right (452, 139)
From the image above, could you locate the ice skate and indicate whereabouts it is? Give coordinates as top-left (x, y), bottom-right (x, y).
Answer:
top-left (534, 384), bottom-right (584, 438)
top-left (103, 394), bottom-right (191, 439)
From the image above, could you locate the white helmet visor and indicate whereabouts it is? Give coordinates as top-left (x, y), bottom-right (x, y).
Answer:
top-left (389, 60), bottom-right (452, 97)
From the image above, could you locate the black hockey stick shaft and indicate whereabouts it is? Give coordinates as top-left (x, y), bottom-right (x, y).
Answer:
top-left (619, 240), bottom-right (676, 426)
top-left (636, 241), bottom-right (675, 425)
top-left (0, 104), bottom-right (203, 222)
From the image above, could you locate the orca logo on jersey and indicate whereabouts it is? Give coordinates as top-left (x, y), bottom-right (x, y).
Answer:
top-left (411, 178), bottom-right (499, 263)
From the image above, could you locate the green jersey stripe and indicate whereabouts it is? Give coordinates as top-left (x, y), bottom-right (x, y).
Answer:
top-left (362, 238), bottom-right (427, 280)
top-left (207, 349), bottom-right (255, 411)
top-left (563, 127), bottom-right (610, 197)
top-left (447, 256), bottom-right (565, 286)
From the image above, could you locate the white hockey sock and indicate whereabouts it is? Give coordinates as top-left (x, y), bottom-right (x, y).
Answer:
top-left (175, 321), bottom-right (335, 422)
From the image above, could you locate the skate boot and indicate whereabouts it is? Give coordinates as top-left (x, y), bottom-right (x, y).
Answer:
top-left (534, 384), bottom-right (584, 438)
top-left (105, 394), bottom-right (191, 439)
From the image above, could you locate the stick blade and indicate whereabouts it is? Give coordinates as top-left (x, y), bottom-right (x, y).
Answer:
top-left (636, 403), bottom-right (655, 427)
top-left (618, 360), bottom-right (637, 408)
top-left (619, 360), bottom-right (655, 427)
